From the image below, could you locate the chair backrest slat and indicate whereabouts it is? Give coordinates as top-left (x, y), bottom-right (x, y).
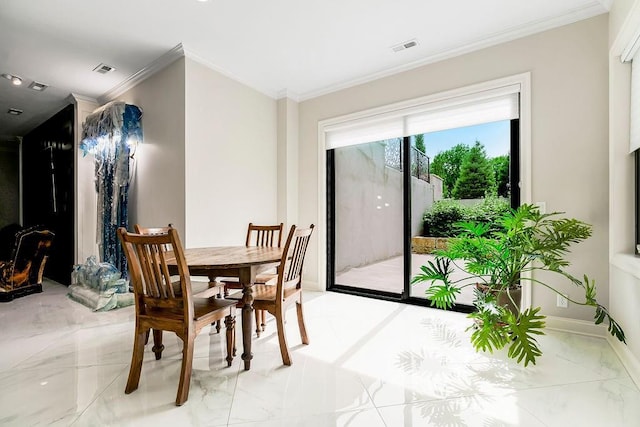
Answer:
top-left (118, 227), bottom-right (193, 322)
top-left (246, 223), bottom-right (284, 248)
top-left (277, 225), bottom-right (314, 298)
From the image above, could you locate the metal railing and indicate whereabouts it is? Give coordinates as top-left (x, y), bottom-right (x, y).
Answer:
top-left (384, 139), bottom-right (430, 182)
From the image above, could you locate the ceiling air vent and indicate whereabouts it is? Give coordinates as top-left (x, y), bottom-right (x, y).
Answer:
top-left (7, 108), bottom-right (23, 115)
top-left (391, 39), bottom-right (418, 53)
top-left (28, 81), bottom-right (48, 91)
top-left (93, 63), bottom-right (116, 74)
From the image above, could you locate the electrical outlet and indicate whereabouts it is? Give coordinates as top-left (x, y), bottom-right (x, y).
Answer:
top-left (536, 201), bottom-right (546, 214)
top-left (557, 294), bottom-right (568, 308)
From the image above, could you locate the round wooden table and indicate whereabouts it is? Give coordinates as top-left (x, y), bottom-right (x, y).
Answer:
top-left (169, 246), bottom-right (282, 370)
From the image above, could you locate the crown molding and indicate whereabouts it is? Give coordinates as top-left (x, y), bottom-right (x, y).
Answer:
top-left (276, 89), bottom-right (300, 102)
top-left (99, 44), bottom-right (186, 104)
top-left (67, 93), bottom-right (99, 105)
top-left (182, 46), bottom-right (278, 99)
top-left (299, 3), bottom-right (606, 101)
top-left (595, 0), bottom-right (613, 11)
top-left (612, 0), bottom-right (640, 61)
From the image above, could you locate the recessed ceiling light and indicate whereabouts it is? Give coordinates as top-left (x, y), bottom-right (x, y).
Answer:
top-left (7, 108), bottom-right (23, 115)
top-left (93, 63), bottom-right (116, 74)
top-left (2, 73), bottom-right (22, 85)
top-left (28, 81), bottom-right (48, 91)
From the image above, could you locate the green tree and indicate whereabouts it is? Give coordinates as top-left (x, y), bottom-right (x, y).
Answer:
top-left (452, 141), bottom-right (496, 199)
top-left (413, 134), bottom-right (426, 153)
top-left (490, 155), bottom-right (510, 197)
top-left (430, 143), bottom-right (470, 198)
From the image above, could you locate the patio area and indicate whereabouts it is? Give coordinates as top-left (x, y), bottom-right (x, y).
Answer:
top-left (335, 254), bottom-right (477, 306)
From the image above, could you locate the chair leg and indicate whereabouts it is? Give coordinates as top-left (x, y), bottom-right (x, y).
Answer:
top-left (275, 308), bottom-right (291, 366)
top-left (261, 310), bottom-right (266, 332)
top-left (225, 314), bottom-right (236, 367)
top-left (125, 327), bottom-right (147, 394)
top-left (152, 329), bottom-right (164, 360)
top-left (208, 281), bottom-right (223, 334)
top-left (296, 299), bottom-right (309, 345)
top-left (176, 333), bottom-right (195, 406)
top-left (144, 329), bottom-right (150, 345)
top-left (255, 309), bottom-right (262, 337)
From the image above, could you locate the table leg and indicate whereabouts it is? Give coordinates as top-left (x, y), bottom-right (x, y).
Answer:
top-left (239, 268), bottom-right (254, 370)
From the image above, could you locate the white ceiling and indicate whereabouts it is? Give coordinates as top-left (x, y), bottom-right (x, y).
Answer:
top-left (0, 0), bottom-right (610, 141)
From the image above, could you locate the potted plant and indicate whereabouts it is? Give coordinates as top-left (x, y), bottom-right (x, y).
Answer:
top-left (412, 204), bottom-right (626, 366)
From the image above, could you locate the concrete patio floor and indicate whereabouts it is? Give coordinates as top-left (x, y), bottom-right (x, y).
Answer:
top-left (335, 254), bottom-right (476, 306)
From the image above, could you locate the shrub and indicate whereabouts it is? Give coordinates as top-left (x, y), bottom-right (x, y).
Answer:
top-left (423, 197), bottom-right (510, 237)
top-left (464, 196), bottom-right (511, 234)
top-left (422, 200), bottom-right (465, 237)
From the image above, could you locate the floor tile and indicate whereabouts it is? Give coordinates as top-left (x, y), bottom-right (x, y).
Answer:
top-left (516, 379), bottom-right (640, 427)
top-left (73, 357), bottom-right (239, 426)
top-left (228, 408), bottom-right (385, 426)
top-left (0, 363), bottom-right (126, 427)
top-left (376, 395), bottom-right (546, 427)
top-left (228, 351), bottom-right (374, 424)
top-left (1, 280), bottom-right (638, 426)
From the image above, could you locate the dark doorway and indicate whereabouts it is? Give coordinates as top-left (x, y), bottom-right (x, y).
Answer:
top-left (22, 104), bottom-right (75, 285)
top-left (0, 141), bottom-right (20, 228)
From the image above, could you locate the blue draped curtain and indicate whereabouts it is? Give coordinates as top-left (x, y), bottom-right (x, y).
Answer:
top-left (80, 101), bottom-right (143, 276)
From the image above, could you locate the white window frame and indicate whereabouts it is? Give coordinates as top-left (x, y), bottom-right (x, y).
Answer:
top-left (316, 72), bottom-right (532, 308)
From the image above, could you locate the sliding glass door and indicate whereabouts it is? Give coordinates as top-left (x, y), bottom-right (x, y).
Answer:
top-left (331, 138), bottom-right (405, 296)
top-left (328, 122), bottom-right (519, 311)
top-left (324, 81), bottom-right (523, 310)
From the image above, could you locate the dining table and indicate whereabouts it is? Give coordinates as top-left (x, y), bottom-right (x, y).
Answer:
top-left (166, 246), bottom-right (282, 370)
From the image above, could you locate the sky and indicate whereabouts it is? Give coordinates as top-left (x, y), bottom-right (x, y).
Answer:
top-left (418, 120), bottom-right (510, 160)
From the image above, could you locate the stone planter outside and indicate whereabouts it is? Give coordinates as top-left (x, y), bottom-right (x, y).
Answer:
top-left (411, 236), bottom-right (450, 254)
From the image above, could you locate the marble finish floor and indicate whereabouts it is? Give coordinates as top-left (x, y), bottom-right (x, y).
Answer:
top-left (1, 280), bottom-right (639, 426)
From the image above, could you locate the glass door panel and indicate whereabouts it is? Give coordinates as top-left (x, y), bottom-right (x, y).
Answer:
top-left (333, 138), bottom-right (404, 295)
top-left (409, 121), bottom-right (512, 307)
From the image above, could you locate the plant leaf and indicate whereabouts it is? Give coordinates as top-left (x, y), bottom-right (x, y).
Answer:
top-left (425, 284), bottom-right (460, 309)
top-left (411, 258), bottom-right (453, 286)
top-left (506, 307), bottom-right (546, 366)
top-left (467, 307), bottom-right (510, 353)
top-left (594, 305), bottom-right (626, 344)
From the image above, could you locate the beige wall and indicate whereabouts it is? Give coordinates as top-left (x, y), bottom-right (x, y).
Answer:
top-left (299, 15), bottom-right (609, 321)
top-left (72, 96), bottom-right (99, 263)
top-left (184, 58), bottom-right (278, 247)
top-left (608, 0), bottom-right (640, 385)
top-left (277, 98), bottom-right (299, 229)
top-left (118, 58), bottom-right (187, 238)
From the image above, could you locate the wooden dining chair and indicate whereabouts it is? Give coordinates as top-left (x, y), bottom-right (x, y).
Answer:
top-left (135, 224), bottom-right (225, 330)
top-left (220, 222), bottom-right (284, 336)
top-left (117, 227), bottom-right (236, 406)
top-left (228, 224), bottom-right (314, 366)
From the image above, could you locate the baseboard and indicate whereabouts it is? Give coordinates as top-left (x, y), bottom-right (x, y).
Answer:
top-left (607, 335), bottom-right (640, 390)
top-left (545, 315), bottom-right (608, 337)
top-left (301, 280), bottom-right (322, 292)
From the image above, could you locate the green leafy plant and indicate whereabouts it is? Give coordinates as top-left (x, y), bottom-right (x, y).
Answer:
top-left (422, 200), bottom-right (465, 237)
top-left (412, 204), bottom-right (626, 366)
top-left (423, 197), bottom-right (510, 237)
